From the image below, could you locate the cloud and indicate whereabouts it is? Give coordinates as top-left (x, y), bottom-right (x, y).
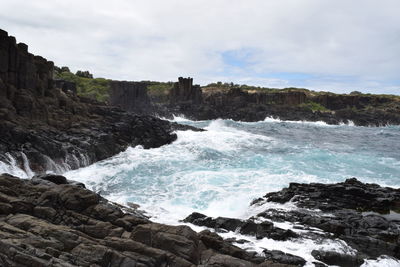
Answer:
top-left (0, 0), bottom-right (399, 94)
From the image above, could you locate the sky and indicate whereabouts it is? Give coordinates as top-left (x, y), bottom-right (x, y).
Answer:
top-left (0, 0), bottom-right (399, 94)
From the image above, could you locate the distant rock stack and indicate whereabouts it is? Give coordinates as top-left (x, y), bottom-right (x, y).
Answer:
top-left (169, 77), bottom-right (202, 104)
top-left (109, 81), bottom-right (151, 113)
top-left (0, 29), bottom-right (57, 121)
top-left (0, 29), bottom-right (54, 97)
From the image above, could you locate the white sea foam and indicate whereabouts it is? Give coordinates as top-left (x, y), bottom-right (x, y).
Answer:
top-left (263, 116), bottom-right (359, 127)
top-left (0, 153), bottom-right (30, 178)
top-left (361, 256), bottom-right (400, 267)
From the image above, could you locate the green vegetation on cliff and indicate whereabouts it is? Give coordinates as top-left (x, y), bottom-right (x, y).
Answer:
top-left (299, 101), bottom-right (330, 112)
top-left (54, 67), bottom-right (110, 102)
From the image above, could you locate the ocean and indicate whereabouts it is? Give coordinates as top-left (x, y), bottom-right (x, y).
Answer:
top-left (2, 116), bottom-right (400, 266)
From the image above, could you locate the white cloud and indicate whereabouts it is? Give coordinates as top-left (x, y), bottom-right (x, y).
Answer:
top-left (0, 0), bottom-right (399, 94)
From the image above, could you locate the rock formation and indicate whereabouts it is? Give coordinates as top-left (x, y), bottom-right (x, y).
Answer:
top-left (154, 81), bottom-right (400, 126)
top-left (0, 29), bottom-right (199, 174)
top-left (169, 77), bottom-right (203, 104)
top-left (109, 81), bottom-right (152, 114)
top-left (186, 178), bottom-right (400, 266)
top-left (0, 173), bottom-right (295, 267)
top-left (55, 79), bottom-right (77, 95)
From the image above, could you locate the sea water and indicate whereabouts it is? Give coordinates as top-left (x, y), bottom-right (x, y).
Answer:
top-left (2, 116), bottom-right (400, 266)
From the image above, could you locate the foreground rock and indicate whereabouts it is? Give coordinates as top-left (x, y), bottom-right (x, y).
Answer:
top-left (0, 173), bottom-right (298, 267)
top-left (0, 29), bottom-right (201, 173)
top-left (184, 178), bottom-right (400, 266)
top-left (256, 178), bottom-right (400, 265)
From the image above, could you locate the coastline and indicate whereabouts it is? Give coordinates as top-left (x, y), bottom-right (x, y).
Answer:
top-left (1, 28), bottom-right (400, 266)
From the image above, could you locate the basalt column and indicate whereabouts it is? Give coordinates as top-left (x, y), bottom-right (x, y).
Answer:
top-left (169, 77), bottom-right (203, 104)
top-left (109, 81), bottom-right (151, 113)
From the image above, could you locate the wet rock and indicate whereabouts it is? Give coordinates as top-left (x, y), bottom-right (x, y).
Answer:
top-left (256, 178), bottom-right (400, 260)
top-left (0, 173), bottom-right (274, 266)
top-left (263, 249), bottom-right (306, 266)
top-left (32, 174), bottom-right (68, 185)
top-left (184, 213), bottom-right (298, 241)
top-left (311, 250), bottom-right (364, 267)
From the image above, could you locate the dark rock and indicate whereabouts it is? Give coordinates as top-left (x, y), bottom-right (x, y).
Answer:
top-left (0, 29), bottom-right (203, 174)
top-left (32, 174), bottom-right (68, 184)
top-left (311, 250), bottom-right (364, 267)
top-left (109, 80), bottom-right (152, 114)
top-left (184, 213), bottom-right (298, 241)
top-left (170, 77), bottom-right (203, 104)
top-left (257, 178), bottom-right (400, 260)
top-left (55, 79), bottom-right (77, 95)
top-left (0, 173), bottom-right (273, 266)
top-left (152, 80), bottom-right (400, 126)
top-left (263, 249), bottom-right (306, 266)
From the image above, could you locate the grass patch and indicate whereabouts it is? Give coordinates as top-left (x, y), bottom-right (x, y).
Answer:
top-left (54, 69), bottom-right (110, 102)
top-left (299, 101), bottom-right (330, 112)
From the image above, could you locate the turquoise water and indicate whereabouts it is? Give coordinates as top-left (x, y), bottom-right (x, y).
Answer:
top-left (64, 117), bottom-right (400, 224)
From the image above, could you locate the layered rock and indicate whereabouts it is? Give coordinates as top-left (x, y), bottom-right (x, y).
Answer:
top-left (109, 81), bottom-right (152, 113)
top-left (0, 173), bottom-right (295, 267)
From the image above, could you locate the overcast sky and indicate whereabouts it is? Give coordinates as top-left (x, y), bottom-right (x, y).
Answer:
top-left (1, 0), bottom-right (399, 94)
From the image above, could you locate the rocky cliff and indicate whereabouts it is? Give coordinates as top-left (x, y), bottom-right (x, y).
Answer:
top-left (151, 78), bottom-right (400, 126)
top-left (169, 77), bottom-right (202, 104)
top-left (0, 29), bottom-right (196, 174)
top-left (109, 81), bottom-right (152, 114)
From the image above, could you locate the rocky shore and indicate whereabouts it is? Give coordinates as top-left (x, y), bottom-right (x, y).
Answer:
top-left (185, 178), bottom-right (400, 266)
top-left (1, 174), bottom-right (399, 266)
top-left (0, 173), bottom-right (296, 267)
top-left (1, 28), bottom-right (400, 267)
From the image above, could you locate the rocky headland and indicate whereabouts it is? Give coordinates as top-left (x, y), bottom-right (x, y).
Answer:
top-left (156, 78), bottom-right (400, 126)
top-left (109, 77), bottom-right (400, 126)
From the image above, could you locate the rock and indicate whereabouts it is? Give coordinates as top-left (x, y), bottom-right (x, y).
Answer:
top-left (55, 79), bottom-right (77, 95)
top-left (311, 250), bottom-right (364, 267)
top-left (151, 79), bottom-right (400, 126)
top-left (0, 29), bottom-right (203, 174)
top-left (183, 213), bottom-right (298, 241)
top-left (109, 80), bottom-right (152, 114)
top-left (263, 249), bottom-right (306, 266)
top-left (0, 173), bottom-right (276, 266)
top-left (255, 178), bottom-right (400, 260)
top-left (32, 174), bottom-right (68, 184)
top-left (169, 77), bottom-right (203, 104)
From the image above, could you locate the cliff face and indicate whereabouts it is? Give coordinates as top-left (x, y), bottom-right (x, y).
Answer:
top-left (109, 81), bottom-right (151, 113)
top-left (0, 29), bottom-right (54, 96)
top-left (151, 77), bottom-right (400, 126)
top-left (203, 88), bottom-right (307, 107)
top-left (0, 29), bottom-right (195, 174)
top-left (311, 94), bottom-right (394, 110)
